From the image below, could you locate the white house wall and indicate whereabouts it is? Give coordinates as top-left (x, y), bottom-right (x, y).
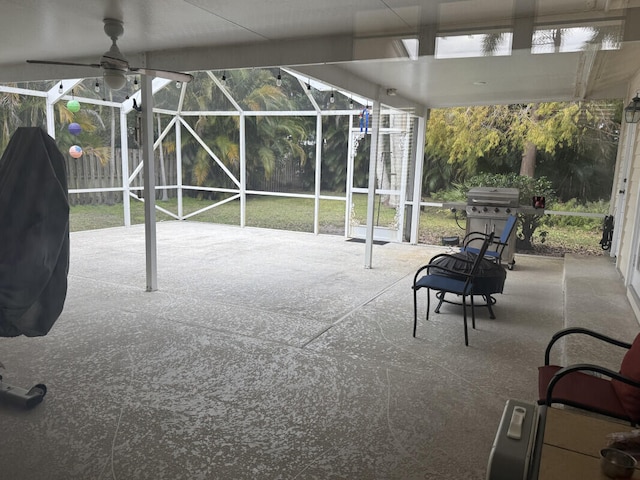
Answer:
top-left (618, 123), bottom-right (638, 275)
top-left (619, 69), bottom-right (640, 319)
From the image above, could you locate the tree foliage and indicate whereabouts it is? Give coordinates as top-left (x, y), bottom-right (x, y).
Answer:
top-left (0, 72), bottom-right (622, 221)
top-left (177, 69), bottom-right (315, 195)
top-left (424, 100), bottom-right (621, 203)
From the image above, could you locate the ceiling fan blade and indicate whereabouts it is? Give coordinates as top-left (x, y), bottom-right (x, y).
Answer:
top-left (101, 54), bottom-right (129, 71)
top-left (130, 66), bottom-right (194, 83)
top-left (26, 59), bottom-right (101, 69)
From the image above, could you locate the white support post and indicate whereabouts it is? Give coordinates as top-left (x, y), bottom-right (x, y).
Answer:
top-left (240, 112), bottom-right (247, 227)
top-left (120, 108), bottom-right (131, 227)
top-left (345, 120), bottom-right (355, 238)
top-left (45, 102), bottom-right (56, 138)
top-left (176, 119), bottom-right (183, 220)
top-left (365, 99), bottom-right (381, 269)
top-left (141, 74), bottom-right (158, 292)
top-left (410, 113), bottom-right (427, 244)
top-left (396, 112), bottom-right (410, 243)
top-left (314, 113), bottom-right (322, 235)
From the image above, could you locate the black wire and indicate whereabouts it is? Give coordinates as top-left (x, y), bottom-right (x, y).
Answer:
top-left (453, 210), bottom-right (466, 230)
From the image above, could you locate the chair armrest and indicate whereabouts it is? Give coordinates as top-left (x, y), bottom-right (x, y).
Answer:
top-left (412, 253), bottom-right (475, 286)
top-left (462, 231), bottom-right (491, 246)
top-left (463, 233), bottom-right (503, 252)
top-left (544, 327), bottom-right (632, 365)
top-left (545, 363), bottom-right (640, 406)
top-left (463, 230), bottom-right (489, 241)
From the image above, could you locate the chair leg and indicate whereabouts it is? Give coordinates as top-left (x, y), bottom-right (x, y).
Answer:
top-left (413, 287), bottom-right (418, 337)
top-left (426, 288), bottom-right (431, 321)
top-left (434, 292), bottom-right (445, 313)
top-left (471, 295), bottom-right (476, 329)
top-left (484, 295), bottom-right (496, 319)
top-left (462, 295), bottom-right (469, 346)
top-left (413, 287), bottom-right (431, 337)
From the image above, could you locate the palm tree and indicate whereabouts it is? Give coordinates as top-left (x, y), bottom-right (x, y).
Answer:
top-left (0, 87), bottom-right (52, 152)
top-left (179, 69), bottom-right (312, 195)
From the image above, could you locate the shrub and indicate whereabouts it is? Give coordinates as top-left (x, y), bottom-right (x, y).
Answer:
top-left (543, 199), bottom-right (608, 230)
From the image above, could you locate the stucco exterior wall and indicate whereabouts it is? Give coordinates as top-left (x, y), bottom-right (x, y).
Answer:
top-left (618, 71), bottom-right (640, 319)
top-left (619, 123), bottom-right (639, 276)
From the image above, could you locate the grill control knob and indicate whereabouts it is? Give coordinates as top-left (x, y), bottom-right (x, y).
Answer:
top-left (483, 207), bottom-right (488, 212)
top-left (506, 208), bottom-right (511, 213)
top-left (471, 206), bottom-right (477, 212)
top-left (494, 207), bottom-right (500, 213)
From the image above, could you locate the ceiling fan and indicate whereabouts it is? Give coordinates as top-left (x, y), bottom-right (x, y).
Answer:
top-left (26, 18), bottom-right (194, 90)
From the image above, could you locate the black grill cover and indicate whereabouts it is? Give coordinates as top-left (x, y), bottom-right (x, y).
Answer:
top-left (431, 251), bottom-right (506, 295)
top-left (0, 127), bottom-right (69, 337)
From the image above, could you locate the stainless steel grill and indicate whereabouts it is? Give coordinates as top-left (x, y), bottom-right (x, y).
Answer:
top-left (466, 187), bottom-right (520, 269)
top-left (466, 187), bottom-right (519, 218)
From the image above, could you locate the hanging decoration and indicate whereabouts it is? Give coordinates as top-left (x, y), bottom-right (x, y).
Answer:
top-left (66, 99), bottom-right (81, 113)
top-left (68, 145), bottom-right (83, 159)
top-left (68, 122), bottom-right (82, 136)
top-left (359, 106), bottom-right (370, 134)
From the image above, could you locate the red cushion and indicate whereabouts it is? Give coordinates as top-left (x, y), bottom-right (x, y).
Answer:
top-left (539, 365), bottom-right (627, 419)
top-left (612, 333), bottom-right (640, 422)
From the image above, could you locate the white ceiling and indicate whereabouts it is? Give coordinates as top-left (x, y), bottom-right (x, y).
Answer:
top-left (1, 0), bottom-right (640, 112)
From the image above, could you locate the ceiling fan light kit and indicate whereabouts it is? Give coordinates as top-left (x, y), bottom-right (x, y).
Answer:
top-left (103, 69), bottom-right (127, 90)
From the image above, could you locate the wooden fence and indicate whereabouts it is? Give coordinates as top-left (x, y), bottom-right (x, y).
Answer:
top-left (253, 157), bottom-right (304, 192)
top-left (65, 149), bottom-right (305, 205)
top-left (65, 149), bottom-right (178, 205)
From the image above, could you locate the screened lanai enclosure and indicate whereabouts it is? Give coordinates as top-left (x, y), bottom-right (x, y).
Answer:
top-left (0, 68), bottom-right (425, 248)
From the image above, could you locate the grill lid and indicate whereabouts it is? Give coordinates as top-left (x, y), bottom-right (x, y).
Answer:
top-left (466, 187), bottom-right (520, 207)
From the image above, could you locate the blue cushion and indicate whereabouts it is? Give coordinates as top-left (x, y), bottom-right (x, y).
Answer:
top-left (427, 251), bottom-right (507, 295)
top-left (414, 274), bottom-right (472, 295)
top-left (462, 246), bottom-right (500, 258)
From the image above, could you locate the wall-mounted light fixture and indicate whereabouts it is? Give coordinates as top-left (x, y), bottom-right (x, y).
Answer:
top-left (276, 69), bottom-right (282, 87)
top-left (625, 92), bottom-right (640, 123)
top-left (221, 72), bottom-right (227, 86)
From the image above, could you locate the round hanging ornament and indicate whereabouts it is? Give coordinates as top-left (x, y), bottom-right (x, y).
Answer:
top-left (68, 122), bottom-right (82, 136)
top-left (69, 145), bottom-right (83, 159)
top-left (66, 100), bottom-right (80, 113)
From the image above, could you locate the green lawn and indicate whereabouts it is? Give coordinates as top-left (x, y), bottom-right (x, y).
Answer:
top-left (69, 195), bottom-right (605, 256)
top-left (69, 194), bottom-right (394, 233)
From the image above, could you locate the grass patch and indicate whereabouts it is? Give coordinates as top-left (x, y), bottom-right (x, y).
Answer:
top-left (416, 206), bottom-right (604, 256)
top-left (70, 195), bottom-right (606, 256)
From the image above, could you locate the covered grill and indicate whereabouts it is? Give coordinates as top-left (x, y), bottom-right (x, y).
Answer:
top-left (466, 187), bottom-right (520, 269)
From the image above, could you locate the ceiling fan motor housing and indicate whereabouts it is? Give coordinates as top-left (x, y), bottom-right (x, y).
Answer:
top-left (103, 18), bottom-right (124, 41)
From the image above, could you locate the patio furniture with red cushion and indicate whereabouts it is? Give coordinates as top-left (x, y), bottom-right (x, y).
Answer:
top-left (538, 327), bottom-right (640, 425)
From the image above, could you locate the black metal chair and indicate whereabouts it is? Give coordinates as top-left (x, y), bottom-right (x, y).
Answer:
top-left (538, 327), bottom-right (640, 425)
top-left (461, 214), bottom-right (517, 269)
top-left (412, 232), bottom-right (494, 346)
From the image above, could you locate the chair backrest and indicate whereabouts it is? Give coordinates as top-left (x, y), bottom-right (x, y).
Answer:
top-left (468, 232), bottom-right (495, 279)
top-left (612, 333), bottom-right (640, 421)
top-left (499, 214), bottom-right (517, 243)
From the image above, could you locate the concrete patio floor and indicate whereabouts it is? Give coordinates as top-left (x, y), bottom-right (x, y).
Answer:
top-left (0, 221), bottom-right (638, 479)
